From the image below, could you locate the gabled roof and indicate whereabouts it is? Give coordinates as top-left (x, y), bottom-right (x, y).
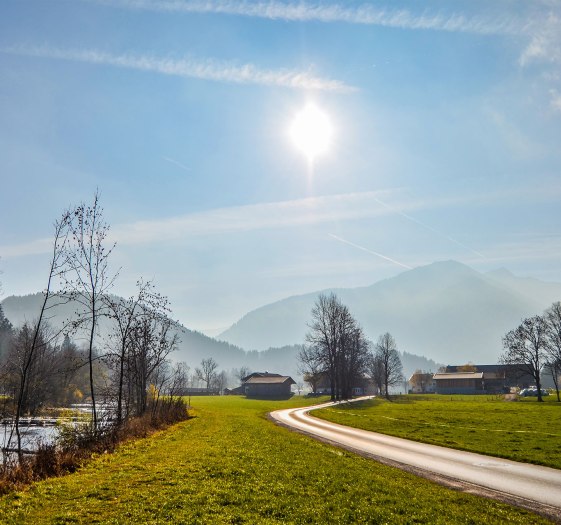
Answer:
top-left (242, 372), bottom-right (283, 382)
top-left (244, 376), bottom-right (295, 385)
top-left (433, 372), bottom-right (484, 380)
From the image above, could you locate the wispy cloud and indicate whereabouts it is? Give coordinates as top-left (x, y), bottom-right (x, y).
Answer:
top-left (519, 11), bottom-right (561, 66)
top-left (163, 156), bottom-right (191, 172)
top-left (84, 0), bottom-right (524, 35)
top-left (0, 190), bottom-right (408, 258)
top-left (0, 237), bottom-right (55, 259)
top-left (110, 190), bottom-right (406, 245)
top-left (3, 184), bottom-right (561, 259)
top-left (551, 90), bottom-right (561, 112)
top-left (1, 46), bottom-right (355, 92)
top-left (517, 9), bottom-right (561, 113)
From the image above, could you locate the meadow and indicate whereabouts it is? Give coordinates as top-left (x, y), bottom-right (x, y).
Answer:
top-left (315, 394), bottom-right (561, 469)
top-left (0, 396), bottom-right (552, 524)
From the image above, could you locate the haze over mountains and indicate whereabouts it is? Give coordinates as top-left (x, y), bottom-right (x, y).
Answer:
top-left (0, 293), bottom-right (291, 379)
top-left (1, 296), bottom-right (440, 382)
top-left (3, 260), bottom-right (558, 379)
top-left (219, 261), bottom-right (561, 365)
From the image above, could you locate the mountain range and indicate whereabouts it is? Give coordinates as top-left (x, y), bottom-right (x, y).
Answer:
top-left (4, 259), bottom-right (556, 380)
top-left (0, 293), bottom-right (265, 379)
top-left (218, 260), bottom-right (561, 365)
top-left (1, 298), bottom-right (440, 383)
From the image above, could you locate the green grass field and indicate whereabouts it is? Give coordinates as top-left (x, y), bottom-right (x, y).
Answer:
top-left (0, 396), bottom-right (553, 524)
top-left (315, 394), bottom-right (561, 469)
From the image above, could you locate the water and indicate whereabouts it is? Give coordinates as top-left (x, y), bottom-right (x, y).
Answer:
top-left (1, 402), bottom-right (113, 455)
top-left (1, 423), bottom-right (59, 453)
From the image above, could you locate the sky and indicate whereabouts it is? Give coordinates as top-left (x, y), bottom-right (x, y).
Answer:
top-left (1, 0), bottom-right (560, 335)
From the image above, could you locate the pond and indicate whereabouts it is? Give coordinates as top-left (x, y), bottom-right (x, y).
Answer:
top-left (1, 422), bottom-right (59, 453)
top-left (0, 403), bottom-right (99, 454)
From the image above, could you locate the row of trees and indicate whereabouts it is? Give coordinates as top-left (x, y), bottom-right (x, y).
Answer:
top-left (299, 293), bottom-right (403, 400)
top-left (0, 330), bottom-right (97, 414)
top-left (193, 360), bottom-right (252, 392)
top-left (0, 193), bottom-right (186, 461)
top-left (501, 301), bottom-right (561, 402)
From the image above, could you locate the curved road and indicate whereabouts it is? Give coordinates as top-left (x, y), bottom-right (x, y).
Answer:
top-left (270, 399), bottom-right (561, 520)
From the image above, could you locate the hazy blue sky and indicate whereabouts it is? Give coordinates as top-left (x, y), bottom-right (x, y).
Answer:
top-left (1, 0), bottom-right (560, 333)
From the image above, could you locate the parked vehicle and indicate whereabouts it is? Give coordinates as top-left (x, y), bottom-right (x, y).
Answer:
top-left (519, 388), bottom-right (550, 397)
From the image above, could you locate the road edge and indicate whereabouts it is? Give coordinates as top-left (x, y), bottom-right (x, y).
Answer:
top-left (268, 400), bottom-right (561, 524)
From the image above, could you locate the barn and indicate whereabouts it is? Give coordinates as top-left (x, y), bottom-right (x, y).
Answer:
top-left (243, 374), bottom-right (295, 399)
top-left (433, 372), bottom-right (484, 394)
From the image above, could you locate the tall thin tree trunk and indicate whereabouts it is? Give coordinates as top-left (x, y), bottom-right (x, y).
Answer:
top-left (89, 309), bottom-right (97, 429)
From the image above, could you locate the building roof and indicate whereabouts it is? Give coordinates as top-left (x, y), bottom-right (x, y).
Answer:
top-left (244, 376), bottom-right (295, 385)
top-left (242, 372), bottom-right (282, 382)
top-left (445, 364), bottom-right (520, 373)
top-left (434, 372), bottom-right (484, 380)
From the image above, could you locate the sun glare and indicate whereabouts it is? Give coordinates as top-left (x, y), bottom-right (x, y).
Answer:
top-left (289, 103), bottom-right (333, 162)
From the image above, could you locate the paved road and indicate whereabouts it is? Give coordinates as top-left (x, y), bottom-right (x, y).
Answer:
top-left (270, 399), bottom-right (561, 518)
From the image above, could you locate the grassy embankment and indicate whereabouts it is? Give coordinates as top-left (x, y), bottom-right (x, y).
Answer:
top-left (315, 394), bottom-right (561, 469)
top-left (0, 396), bottom-right (552, 524)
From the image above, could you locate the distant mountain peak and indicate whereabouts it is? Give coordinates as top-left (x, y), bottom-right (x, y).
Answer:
top-left (217, 260), bottom-right (561, 364)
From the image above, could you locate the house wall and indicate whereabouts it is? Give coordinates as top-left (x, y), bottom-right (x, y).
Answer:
top-left (435, 378), bottom-right (484, 394)
top-left (245, 382), bottom-right (292, 399)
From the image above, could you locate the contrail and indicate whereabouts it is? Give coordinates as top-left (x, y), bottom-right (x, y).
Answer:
top-left (1, 45), bottom-right (355, 92)
top-left (328, 233), bottom-right (412, 269)
top-left (373, 197), bottom-right (487, 259)
top-left (81, 0), bottom-right (524, 36)
top-left (163, 156), bottom-right (191, 172)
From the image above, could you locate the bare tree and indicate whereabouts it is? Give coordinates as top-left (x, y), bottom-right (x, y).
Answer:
top-left (196, 358), bottom-right (219, 389)
top-left (127, 312), bottom-right (179, 416)
top-left (104, 280), bottom-right (169, 424)
top-left (545, 361), bottom-right (560, 402)
top-left (298, 344), bottom-right (323, 394)
top-left (366, 353), bottom-right (384, 395)
top-left (64, 191), bottom-right (117, 429)
top-left (167, 362), bottom-right (190, 397)
top-left (502, 316), bottom-right (548, 402)
top-left (214, 370), bottom-right (228, 394)
top-left (148, 360), bottom-right (190, 420)
top-left (233, 366), bottom-right (252, 384)
top-left (339, 324), bottom-right (370, 400)
top-left (305, 293), bottom-right (344, 401)
top-left (303, 293), bottom-right (368, 400)
top-left (544, 302), bottom-right (561, 401)
top-left (374, 333), bottom-right (404, 399)
top-left (9, 214), bottom-right (70, 460)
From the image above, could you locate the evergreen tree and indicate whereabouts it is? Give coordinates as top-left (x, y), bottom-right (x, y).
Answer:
top-left (0, 304), bottom-right (13, 360)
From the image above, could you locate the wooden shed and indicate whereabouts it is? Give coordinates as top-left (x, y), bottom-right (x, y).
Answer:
top-left (433, 372), bottom-right (484, 394)
top-left (243, 374), bottom-right (295, 399)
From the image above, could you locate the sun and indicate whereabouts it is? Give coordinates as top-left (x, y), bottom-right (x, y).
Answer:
top-left (289, 103), bottom-right (333, 162)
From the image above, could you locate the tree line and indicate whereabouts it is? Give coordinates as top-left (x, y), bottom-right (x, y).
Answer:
top-left (0, 192), bottom-right (188, 463)
top-left (501, 301), bottom-right (561, 402)
top-left (298, 293), bottom-right (404, 400)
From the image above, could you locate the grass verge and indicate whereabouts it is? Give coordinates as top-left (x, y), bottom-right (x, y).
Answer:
top-left (314, 394), bottom-right (561, 469)
top-left (0, 397), bottom-right (189, 495)
top-left (0, 395), bottom-right (553, 524)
